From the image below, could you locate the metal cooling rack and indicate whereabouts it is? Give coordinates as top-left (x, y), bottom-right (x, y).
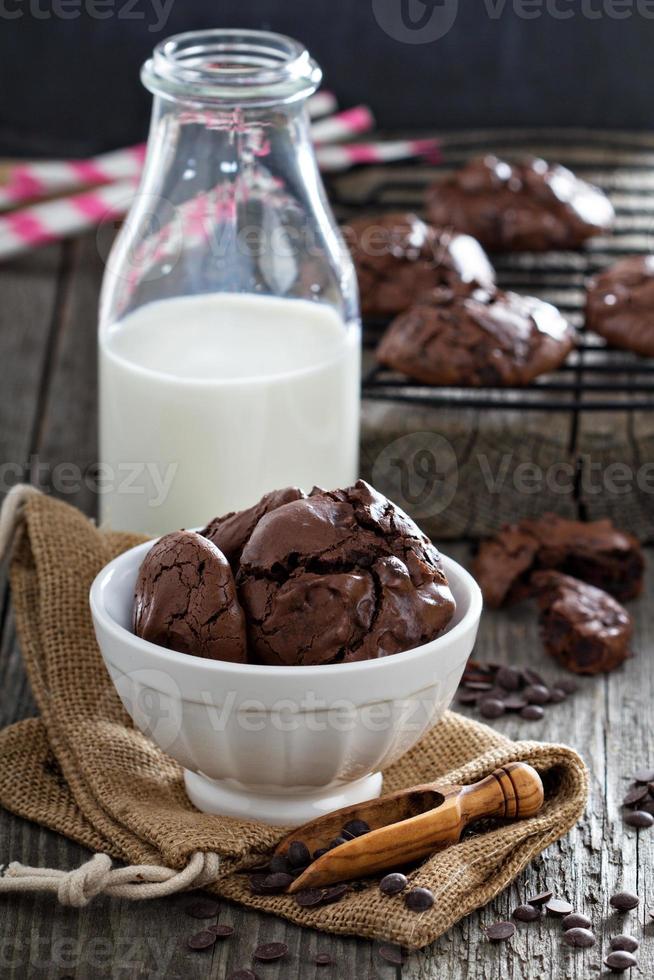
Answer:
top-left (326, 132), bottom-right (654, 413)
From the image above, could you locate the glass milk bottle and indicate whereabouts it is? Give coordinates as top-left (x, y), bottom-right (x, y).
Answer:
top-left (98, 30), bottom-right (360, 534)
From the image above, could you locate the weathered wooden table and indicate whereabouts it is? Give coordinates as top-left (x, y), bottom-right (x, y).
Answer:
top-left (0, 232), bottom-right (653, 979)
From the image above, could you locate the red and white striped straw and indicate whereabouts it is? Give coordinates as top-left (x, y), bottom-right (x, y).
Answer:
top-left (310, 106), bottom-right (375, 144)
top-left (316, 137), bottom-right (441, 171)
top-left (0, 179), bottom-right (137, 261)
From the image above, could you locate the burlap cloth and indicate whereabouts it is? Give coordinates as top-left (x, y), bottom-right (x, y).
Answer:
top-left (0, 489), bottom-right (588, 948)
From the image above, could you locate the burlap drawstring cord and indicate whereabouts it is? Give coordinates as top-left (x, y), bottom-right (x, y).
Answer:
top-left (0, 483), bottom-right (39, 560)
top-left (0, 851), bottom-right (221, 907)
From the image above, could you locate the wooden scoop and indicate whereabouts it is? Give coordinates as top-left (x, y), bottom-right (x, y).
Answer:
top-left (276, 762), bottom-right (544, 893)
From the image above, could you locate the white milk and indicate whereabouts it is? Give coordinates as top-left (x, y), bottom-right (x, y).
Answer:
top-left (99, 293), bottom-right (360, 534)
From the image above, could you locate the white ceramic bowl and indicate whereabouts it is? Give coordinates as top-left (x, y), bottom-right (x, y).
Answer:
top-left (90, 540), bottom-right (482, 826)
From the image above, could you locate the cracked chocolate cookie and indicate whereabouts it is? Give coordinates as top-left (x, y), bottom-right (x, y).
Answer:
top-left (474, 513), bottom-right (644, 608)
top-left (201, 486), bottom-right (306, 571)
top-left (236, 480), bottom-right (456, 666)
top-left (533, 571), bottom-right (633, 674)
top-left (133, 530), bottom-right (247, 663)
top-left (426, 156), bottom-right (614, 252)
top-left (376, 284), bottom-right (575, 386)
top-left (586, 255), bottom-right (654, 357)
top-left (343, 211), bottom-right (494, 319)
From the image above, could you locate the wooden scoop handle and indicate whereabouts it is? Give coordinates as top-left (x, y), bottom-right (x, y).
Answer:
top-left (288, 763), bottom-right (544, 893)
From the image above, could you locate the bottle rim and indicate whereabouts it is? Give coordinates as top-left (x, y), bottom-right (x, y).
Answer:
top-left (141, 29), bottom-right (322, 106)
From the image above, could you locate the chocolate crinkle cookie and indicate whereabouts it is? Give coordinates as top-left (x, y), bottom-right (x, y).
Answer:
top-left (532, 571), bottom-right (633, 675)
top-left (133, 530), bottom-right (248, 663)
top-left (376, 284), bottom-right (575, 386)
top-left (236, 480), bottom-right (456, 666)
top-left (473, 513), bottom-right (644, 609)
top-left (586, 254), bottom-right (654, 357)
top-left (342, 211), bottom-right (494, 319)
top-left (426, 155), bottom-right (614, 252)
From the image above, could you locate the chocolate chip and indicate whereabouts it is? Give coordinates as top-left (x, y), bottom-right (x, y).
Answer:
top-left (228, 971), bottom-right (259, 980)
top-left (458, 689), bottom-right (480, 705)
top-left (548, 687), bottom-right (567, 704)
top-left (604, 950), bottom-right (638, 972)
top-left (269, 854), bottom-right (290, 874)
top-left (527, 888), bottom-right (553, 905)
top-left (503, 692), bottom-right (529, 711)
top-left (464, 680), bottom-right (495, 691)
top-left (545, 898), bottom-right (573, 916)
top-left (287, 841), bottom-right (311, 868)
top-left (186, 899), bottom-right (219, 919)
top-left (556, 677), bottom-right (578, 694)
top-left (380, 872), bottom-right (408, 896)
top-left (562, 912), bottom-right (592, 930)
top-left (623, 785), bottom-right (649, 807)
top-left (253, 942), bottom-right (289, 962)
top-left (313, 847), bottom-right (328, 860)
top-left (187, 929), bottom-right (217, 950)
top-left (210, 923), bottom-right (234, 938)
top-left (624, 810), bottom-right (654, 828)
top-left (640, 799), bottom-right (654, 816)
top-left (248, 874), bottom-right (269, 895)
top-left (329, 837), bottom-right (348, 849)
top-left (496, 665), bottom-right (521, 690)
top-left (633, 768), bottom-right (654, 784)
top-left (563, 927), bottom-right (595, 947)
top-left (486, 921), bottom-right (515, 941)
top-left (521, 704), bottom-right (545, 721)
top-left (320, 884), bottom-right (349, 905)
top-left (261, 872), bottom-right (294, 892)
top-left (378, 945), bottom-right (408, 965)
top-left (513, 904), bottom-right (541, 922)
top-left (610, 935), bottom-right (639, 952)
top-left (405, 887), bottom-right (434, 911)
top-left (342, 819), bottom-right (370, 836)
top-left (295, 888), bottom-right (325, 908)
top-left (524, 683), bottom-right (550, 704)
top-left (315, 953), bottom-right (334, 966)
top-left (610, 891), bottom-right (639, 911)
top-left (523, 668), bottom-right (546, 686)
top-left (480, 697), bottom-right (506, 719)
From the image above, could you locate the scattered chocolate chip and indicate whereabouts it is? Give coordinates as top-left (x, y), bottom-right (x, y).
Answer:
top-left (248, 874), bottom-right (269, 895)
top-left (186, 899), bottom-right (219, 919)
top-left (623, 785), bottom-right (649, 807)
top-left (458, 689), bottom-right (480, 705)
top-left (548, 687), bottom-right (567, 704)
top-left (604, 950), bottom-right (638, 972)
top-left (228, 971), bottom-right (259, 980)
top-left (545, 898), bottom-right (574, 916)
top-left (313, 848), bottom-right (328, 860)
top-left (261, 872), bottom-right (294, 893)
top-left (465, 680), bottom-right (495, 691)
top-left (287, 841), bottom-right (311, 868)
top-left (633, 768), bottom-right (654, 784)
top-left (342, 819), bottom-right (370, 836)
top-left (269, 854), bottom-right (289, 874)
top-left (523, 668), bottom-right (546, 686)
top-left (524, 683), bottom-right (550, 704)
top-left (378, 945), bottom-right (408, 965)
top-left (480, 697), bottom-right (506, 719)
top-left (527, 889), bottom-right (553, 906)
top-left (563, 927), bottom-right (596, 948)
top-left (486, 921), bottom-right (515, 941)
top-left (503, 692), bottom-right (529, 711)
top-left (294, 889), bottom-right (325, 908)
top-left (521, 704), bottom-right (545, 721)
top-left (641, 799), bottom-right (654, 816)
top-left (253, 942), bottom-right (289, 962)
top-left (562, 912), bottom-right (592, 930)
top-left (556, 677), bottom-right (579, 694)
top-left (610, 891), bottom-right (639, 911)
top-left (329, 837), bottom-right (348, 849)
top-left (187, 929), bottom-right (217, 950)
top-left (315, 953), bottom-right (334, 966)
top-left (321, 884), bottom-right (349, 905)
top-left (513, 904), bottom-right (541, 922)
top-left (405, 887), bottom-right (434, 912)
top-left (380, 872), bottom-right (408, 896)
top-left (210, 923), bottom-right (234, 938)
top-left (610, 935), bottom-right (639, 952)
top-left (624, 810), bottom-right (654, 828)
top-left (496, 665), bottom-right (522, 690)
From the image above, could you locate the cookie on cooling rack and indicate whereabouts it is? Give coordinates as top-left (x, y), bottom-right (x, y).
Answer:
top-left (426, 156), bottom-right (614, 252)
top-left (586, 254), bottom-right (654, 357)
top-left (375, 283), bottom-right (576, 387)
top-left (342, 211), bottom-right (494, 319)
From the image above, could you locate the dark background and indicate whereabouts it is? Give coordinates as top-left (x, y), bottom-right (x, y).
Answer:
top-left (1, 0), bottom-right (654, 157)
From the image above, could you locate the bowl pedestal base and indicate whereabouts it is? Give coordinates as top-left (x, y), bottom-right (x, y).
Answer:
top-left (183, 769), bottom-right (383, 826)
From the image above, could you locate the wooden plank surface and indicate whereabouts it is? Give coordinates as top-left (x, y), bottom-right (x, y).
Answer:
top-left (1, 235), bottom-right (653, 980)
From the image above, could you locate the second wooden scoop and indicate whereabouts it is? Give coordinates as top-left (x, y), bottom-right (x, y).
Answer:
top-left (276, 762), bottom-right (544, 893)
